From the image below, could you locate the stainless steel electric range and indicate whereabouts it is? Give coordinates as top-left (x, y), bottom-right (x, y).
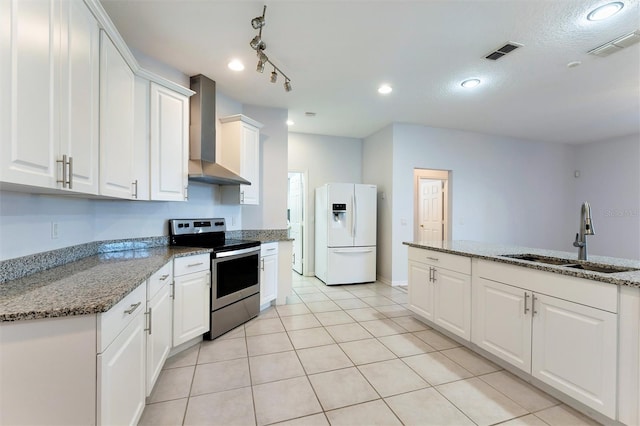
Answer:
top-left (169, 218), bottom-right (261, 340)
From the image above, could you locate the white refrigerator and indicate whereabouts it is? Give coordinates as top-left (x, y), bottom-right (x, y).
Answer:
top-left (315, 183), bottom-right (377, 285)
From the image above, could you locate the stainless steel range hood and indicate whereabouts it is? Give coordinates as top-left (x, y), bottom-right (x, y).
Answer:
top-left (188, 74), bottom-right (250, 186)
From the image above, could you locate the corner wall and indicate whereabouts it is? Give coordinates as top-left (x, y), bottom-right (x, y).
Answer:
top-left (288, 132), bottom-right (363, 275)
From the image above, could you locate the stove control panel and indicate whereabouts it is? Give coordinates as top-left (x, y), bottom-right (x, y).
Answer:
top-left (169, 218), bottom-right (226, 235)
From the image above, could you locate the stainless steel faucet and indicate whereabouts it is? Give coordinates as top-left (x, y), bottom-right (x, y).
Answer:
top-left (573, 201), bottom-right (595, 260)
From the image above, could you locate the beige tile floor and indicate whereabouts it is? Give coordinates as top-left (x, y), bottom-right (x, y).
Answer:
top-left (139, 274), bottom-right (601, 426)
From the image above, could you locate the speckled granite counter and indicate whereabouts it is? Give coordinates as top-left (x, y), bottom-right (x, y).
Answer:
top-left (226, 229), bottom-right (293, 243)
top-left (403, 240), bottom-right (640, 288)
top-left (0, 246), bottom-right (211, 322)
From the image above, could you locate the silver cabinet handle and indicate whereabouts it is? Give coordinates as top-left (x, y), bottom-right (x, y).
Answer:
top-left (124, 302), bottom-right (141, 315)
top-left (240, 190), bottom-right (245, 204)
top-left (426, 256), bottom-right (439, 262)
top-left (145, 307), bottom-right (152, 334)
top-left (57, 155), bottom-right (71, 188)
top-left (261, 258), bottom-right (265, 271)
top-left (132, 179), bottom-right (138, 199)
top-left (292, 253), bottom-right (295, 263)
top-left (170, 281), bottom-right (175, 299)
top-left (524, 292), bottom-right (530, 314)
top-left (67, 156), bottom-right (73, 189)
top-left (266, 248), bottom-right (276, 251)
top-left (532, 295), bottom-right (538, 316)
top-left (432, 267), bottom-right (437, 283)
top-left (159, 274), bottom-right (170, 281)
top-left (188, 262), bottom-right (204, 267)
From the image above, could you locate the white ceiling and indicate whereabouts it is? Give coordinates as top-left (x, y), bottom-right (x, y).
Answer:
top-left (100, 0), bottom-right (640, 144)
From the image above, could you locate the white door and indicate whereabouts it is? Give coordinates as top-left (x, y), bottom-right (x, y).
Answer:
top-left (173, 271), bottom-right (211, 346)
top-left (433, 268), bottom-right (471, 340)
top-left (471, 278), bottom-right (532, 372)
top-left (289, 172), bottom-right (304, 274)
top-left (408, 261), bottom-right (434, 321)
top-left (327, 183), bottom-right (354, 247)
top-left (0, 0), bottom-right (59, 188)
top-left (354, 184), bottom-right (377, 247)
top-left (59, 0), bottom-right (100, 194)
top-left (531, 293), bottom-right (617, 418)
top-left (419, 179), bottom-right (443, 241)
top-left (99, 31), bottom-right (135, 199)
top-left (150, 82), bottom-right (188, 201)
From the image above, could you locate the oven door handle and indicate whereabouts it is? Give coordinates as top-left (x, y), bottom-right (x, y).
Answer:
top-left (215, 246), bottom-right (261, 258)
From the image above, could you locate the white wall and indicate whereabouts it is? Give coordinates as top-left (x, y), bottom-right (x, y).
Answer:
top-left (378, 124), bottom-right (577, 284)
top-left (362, 125), bottom-right (394, 284)
top-left (574, 134), bottom-right (640, 260)
top-left (288, 132), bottom-right (363, 275)
top-left (241, 104), bottom-right (289, 230)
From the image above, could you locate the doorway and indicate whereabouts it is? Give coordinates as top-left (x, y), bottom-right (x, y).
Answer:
top-left (288, 171), bottom-right (305, 275)
top-left (414, 169), bottom-right (451, 241)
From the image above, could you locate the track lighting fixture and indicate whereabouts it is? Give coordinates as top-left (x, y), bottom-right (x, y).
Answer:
top-left (248, 5), bottom-right (292, 92)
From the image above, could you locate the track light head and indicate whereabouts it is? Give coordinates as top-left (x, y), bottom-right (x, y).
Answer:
top-left (256, 59), bottom-right (265, 73)
top-left (284, 79), bottom-right (292, 92)
top-left (250, 35), bottom-right (266, 51)
top-left (270, 69), bottom-right (278, 83)
top-left (251, 16), bottom-right (265, 29)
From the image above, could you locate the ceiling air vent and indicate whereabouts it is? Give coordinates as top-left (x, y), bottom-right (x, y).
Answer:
top-left (588, 30), bottom-right (640, 57)
top-left (485, 42), bottom-right (523, 60)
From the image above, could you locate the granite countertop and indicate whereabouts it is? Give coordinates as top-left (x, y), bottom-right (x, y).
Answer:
top-left (0, 246), bottom-right (211, 322)
top-left (403, 240), bottom-right (640, 288)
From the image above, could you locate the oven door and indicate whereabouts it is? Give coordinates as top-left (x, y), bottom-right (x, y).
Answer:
top-left (211, 247), bottom-right (261, 311)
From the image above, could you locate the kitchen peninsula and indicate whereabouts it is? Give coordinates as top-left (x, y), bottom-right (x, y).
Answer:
top-left (404, 240), bottom-right (640, 426)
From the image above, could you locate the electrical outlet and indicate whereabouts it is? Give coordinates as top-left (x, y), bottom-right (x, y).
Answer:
top-left (51, 222), bottom-right (59, 239)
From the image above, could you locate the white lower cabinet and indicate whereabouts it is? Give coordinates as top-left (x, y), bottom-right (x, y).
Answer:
top-left (173, 254), bottom-right (211, 346)
top-left (408, 247), bottom-right (471, 340)
top-left (97, 282), bottom-right (146, 426)
top-left (260, 243), bottom-right (278, 306)
top-left (145, 261), bottom-right (173, 395)
top-left (471, 260), bottom-right (618, 418)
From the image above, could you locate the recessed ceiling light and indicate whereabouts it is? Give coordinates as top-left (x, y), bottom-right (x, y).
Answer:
top-left (228, 59), bottom-right (244, 71)
top-left (587, 2), bottom-right (624, 21)
top-left (378, 84), bottom-right (393, 95)
top-left (567, 60), bottom-right (582, 68)
top-left (286, 120), bottom-right (294, 126)
top-left (461, 79), bottom-right (481, 88)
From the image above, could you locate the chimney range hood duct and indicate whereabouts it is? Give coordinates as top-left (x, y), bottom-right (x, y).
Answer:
top-left (188, 74), bottom-right (250, 186)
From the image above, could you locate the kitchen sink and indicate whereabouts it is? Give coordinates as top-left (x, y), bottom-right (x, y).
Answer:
top-left (500, 253), bottom-right (638, 274)
top-left (500, 253), bottom-right (573, 265)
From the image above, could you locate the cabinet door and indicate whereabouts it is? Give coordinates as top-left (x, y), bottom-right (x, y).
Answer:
top-left (59, 0), bottom-right (99, 194)
top-left (260, 254), bottom-right (278, 305)
top-left (173, 270), bottom-right (211, 346)
top-left (433, 267), bottom-right (471, 340)
top-left (97, 312), bottom-right (146, 426)
top-left (99, 31), bottom-right (135, 199)
top-left (408, 261), bottom-right (434, 321)
top-left (146, 283), bottom-right (172, 396)
top-left (132, 76), bottom-right (150, 200)
top-left (532, 294), bottom-right (617, 418)
top-left (239, 122), bottom-right (259, 204)
top-left (472, 278), bottom-right (532, 372)
top-left (150, 82), bottom-right (188, 201)
top-left (0, 0), bottom-right (59, 188)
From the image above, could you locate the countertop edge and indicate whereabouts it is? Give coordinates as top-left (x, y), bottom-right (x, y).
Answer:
top-left (0, 246), bottom-right (213, 323)
top-left (403, 241), bottom-right (640, 288)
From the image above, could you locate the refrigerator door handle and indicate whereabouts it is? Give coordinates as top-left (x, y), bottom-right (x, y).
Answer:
top-left (332, 248), bottom-right (374, 253)
top-left (352, 194), bottom-right (357, 238)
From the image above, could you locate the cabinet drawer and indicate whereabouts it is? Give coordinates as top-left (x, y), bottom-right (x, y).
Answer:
top-left (148, 261), bottom-right (173, 300)
top-left (174, 253), bottom-right (209, 276)
top-left (98, 283), bottom-right (146, 353)
top-left (408, 247), bottom-right (471, 275)
top-left (261, 242), bottom-right (279, 256)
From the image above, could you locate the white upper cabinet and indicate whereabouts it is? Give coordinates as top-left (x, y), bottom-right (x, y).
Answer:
top-left (0, 0), bottom-right (99, 194)
top-left (149, 82), bottom-right (189, 201)
top-left (219, 114), bottom-right (263, 205)
top-left (99, 30), bottom-right (136, 199)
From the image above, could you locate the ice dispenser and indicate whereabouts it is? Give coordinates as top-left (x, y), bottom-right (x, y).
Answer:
top-left (332, 203), bottom-right (347, 228)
